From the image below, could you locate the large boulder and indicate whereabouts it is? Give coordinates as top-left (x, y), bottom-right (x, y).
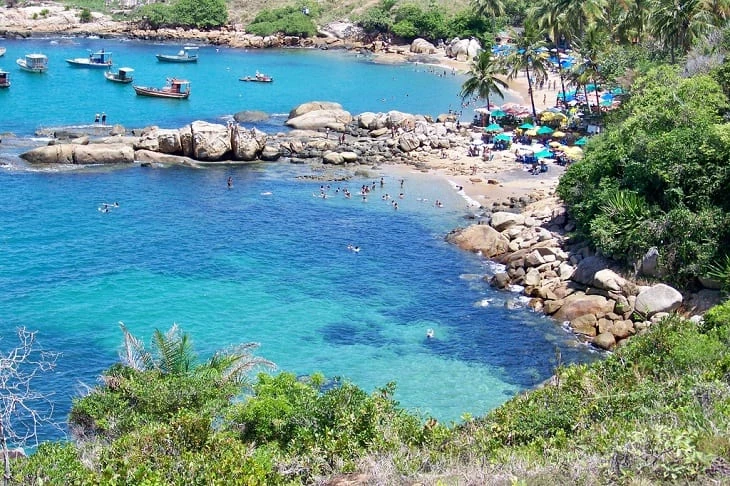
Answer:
top-left (398, 132), bottom-right (421, 152)
top-left (20, 144), bottom-right (75, 164)
top-left (179, 124), bottom-right (193, 157)
top-left (233, 110), bottom-right (269, 123)
top-left (446, 37), bottom-right (481, 61)
top-left (592, 269), bottom-right (628, 292)
top-left (157, 129), bottom-right (182, 154)
top-left (446, 225), bottom-right (510, 258)
top-left (190, 121), bottom-right (231, 161)
top-left (134, 149), bottom-right (199, 166)
top-left (73, 144), bottom-right (135, 165)
top-left (387, 111), bottom-right (415, 129)
top-left (490, 211), bottom-right (525, 231)
top-left (286, 109), bottom-right (353, 130)
top-left (410, 38), bottom-right (436, 54)
top-left (231, 127), bottom-right (267, 161)
top-left (571, 256), bottom-right (612, 286)
top-left (634, 283), bottom-right (683, 318)
top-left (289, 101), bottom-right (344, 119)
top-left (553, 292), bottom-right (616, 322)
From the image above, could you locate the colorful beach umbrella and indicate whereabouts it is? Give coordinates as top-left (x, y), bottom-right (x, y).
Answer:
top-left (494, 133), bottom-right (512, 142)
top-left (490, 109), bottom-right (507, 118)
top-left (525, 129), bottom-right (538, 137)
top-left (535, 149), bottom-right (554, 159)
top-left (536, 125), bottom-right (554, 135)
top-left (574, 136), bottom-right (588, 146)
top-left (552, 130), bottom-right (566, 138)
top-left (518, 122), bottom-right (535, 130)
top-left (484, 123), bottom-right (503, 132)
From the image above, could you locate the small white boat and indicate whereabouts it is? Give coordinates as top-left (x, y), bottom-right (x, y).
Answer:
top-left (67, 50), bottom-right (112, 68)
top-left (104, 67), bottom-right (134, 84)
top-left (156, 46), bottom-right (198, 63)
top-left (0, 47), bottom-right (6, 57)
top-left (17, 53), bottom-right (48, 73)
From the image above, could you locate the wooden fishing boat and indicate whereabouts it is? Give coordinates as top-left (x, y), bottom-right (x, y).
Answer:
top-left (66, 50), bottom-right (112, 68)
top-left (133, 78), bottom-right (190, 99)
top-left (240, 72), bottom-right (273, 83)
top-left (17, 53), bottom-right (48, 73)
top-left (0, 69), bottom-right (10, 88)
top-left (156, 46), bottom-right (198, 63)
top-left (104, 67), bottom-right (134, 84)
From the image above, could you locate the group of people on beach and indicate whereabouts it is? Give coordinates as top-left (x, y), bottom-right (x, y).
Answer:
top-left (94, 112), bottom-right (107, 125)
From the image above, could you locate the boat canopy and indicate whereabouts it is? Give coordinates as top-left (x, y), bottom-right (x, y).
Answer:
top-left (25, 54), bottom-right (48, 68)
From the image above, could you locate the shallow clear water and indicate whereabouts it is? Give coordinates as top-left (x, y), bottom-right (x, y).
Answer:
top-left (0, 37), bottom-right (594, 443)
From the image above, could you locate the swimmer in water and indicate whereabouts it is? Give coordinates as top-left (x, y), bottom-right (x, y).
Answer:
top-left (426, 329), bottom-right (434, 339)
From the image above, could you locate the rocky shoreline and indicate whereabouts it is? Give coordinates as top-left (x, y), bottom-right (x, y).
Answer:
top-left (16, 101), bottom-right (721, 351)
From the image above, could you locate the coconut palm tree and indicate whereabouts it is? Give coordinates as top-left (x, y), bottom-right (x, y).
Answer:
top-left (569, 26), bottom-right (608, 116)
top-left (505, 22), bottom-right (549, 119)
top-left (118, 322), bottom-right (274, 386)
top-left (460, 51), bottom-right (509, 112)
top-left (471, 0), bottom-right (505, 19)
top-left (650, 0), bottom-right (715, 63)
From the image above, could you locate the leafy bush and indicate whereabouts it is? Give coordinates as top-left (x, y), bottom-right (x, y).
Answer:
top-left (247, 4), bottom-right (319, 38)
top-left (171, 0), bottom-right (227, 29)
top-left (557, 66), bottom-right (730, 285)
top-left (78, 7), bottom-right (92, 23)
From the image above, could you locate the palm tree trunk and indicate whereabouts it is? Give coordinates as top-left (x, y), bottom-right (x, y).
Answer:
top-left (526, 63), bottom-right (537, 119)
top-left (558, 63), bottom-right (567, 107)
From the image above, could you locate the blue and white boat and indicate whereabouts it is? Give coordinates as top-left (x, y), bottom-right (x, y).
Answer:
top-left (66, 50), bottom-right (112, 68)
top-left (17, 53), bottom-right (48, 73)
top-left (156, 46), bottom-right (198, 63)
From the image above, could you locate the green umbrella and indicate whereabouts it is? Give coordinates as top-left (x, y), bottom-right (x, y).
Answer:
top-left (494, 133), bottom-right (512, 141)
top-left (484, 123), bottom-right (503, 132)
top-left (490, 109), bottom-right (507, 118)
top-left (535, 149), bottom-right (553, 159)
top-left (518, 122), bottom-right (535, 130)
top-left (574, 136), bottom-right (588, 146)
top-left (536, 125), bottom-right (554, 135)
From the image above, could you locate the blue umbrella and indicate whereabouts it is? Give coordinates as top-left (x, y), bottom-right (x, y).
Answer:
top-left (535, 149), bottom-right (554, 159)
top-left (536, 125), bottom-right (554, 135)
top-left (574, 137), bottom-right (588, 146)
top-left (494, 133), bottom-right (512, 142)
top-left (484, 123), bottom-right (503, 132)
top-left (490, 109), bottom-right (507, 118)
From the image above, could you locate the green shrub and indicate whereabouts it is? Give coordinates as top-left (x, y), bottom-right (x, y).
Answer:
top-left (247, 5), bottom-right (318, 38)
top-left (79, 7), bottom-right (92, 23)
top-left (171, 0), bottom-right (227, 29)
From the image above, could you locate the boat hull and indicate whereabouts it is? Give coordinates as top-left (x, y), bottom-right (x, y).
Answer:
top-left (240, 76), bottom-right (273, 83)
top-left (133, 85), bottom-right (189, 99)
top-left (16, 60), bottom-right (47, 73)
top-left (155, 54), bottom-right (197, 63)
top-left (66, 58), bottom-right (113, 68)
top-left (104, 71), bottom-right (133, 84)
top-left (0, 47), bottom-right (6, 57)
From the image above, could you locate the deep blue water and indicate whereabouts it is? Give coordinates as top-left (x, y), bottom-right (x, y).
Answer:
top-left (0, 37), bottom-right (594, 445)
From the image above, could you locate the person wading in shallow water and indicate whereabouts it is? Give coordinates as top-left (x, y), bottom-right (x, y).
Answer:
top-left (227, 176), bottom-right (233, 189)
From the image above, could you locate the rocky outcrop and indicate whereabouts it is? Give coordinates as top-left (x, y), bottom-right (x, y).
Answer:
top-left (446, 37), bottom-right (481, 61)
top-left (19, 143), bottom-right (133, 164)
top-left (286, 109), bottom-right (353, 131)
top-left (190, 121), bottom-right (231, 161)
top-left (446, 225), bottom-right (510, 258)
top-left (232, 127), bottom-right (267, 161)
top-left (446, 195), bottom-right (692, 351)
top-left (289, 101), bottom-right (345, 119)
top-left (411, 38), bottom-right (437, 54)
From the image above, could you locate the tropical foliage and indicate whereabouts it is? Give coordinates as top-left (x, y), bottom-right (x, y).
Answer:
top-left (558, 65), bottom-right (730, 285)
top-left (134, 0), bottom-right (227, 29)
top-left (460, 50), bottom-right (508, 109)
top-left (9, 305), bottom-right (730, 484)
top-left (247, 3), bottom-right (320, 37)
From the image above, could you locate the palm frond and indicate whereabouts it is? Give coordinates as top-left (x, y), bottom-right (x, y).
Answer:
top-left (118, 322), bottom-right (153, 371)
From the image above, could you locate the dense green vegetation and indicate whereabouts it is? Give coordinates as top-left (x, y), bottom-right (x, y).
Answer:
top-left (7, 304), bottom-right (730, 484)
top-left (133, 0), bottom-right (228, 29)
top-left (357, 0), bottom-right (495, 43)
top-left (247, 3), bottom-right (320, 37)
top-left (557, 65), bottom-right (730, 288)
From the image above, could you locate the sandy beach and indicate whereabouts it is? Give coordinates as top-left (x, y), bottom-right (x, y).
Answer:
top-left (372, 45), bottom-right (567, 211)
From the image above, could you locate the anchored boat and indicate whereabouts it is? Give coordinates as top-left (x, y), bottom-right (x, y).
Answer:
top-left (66, 50), bottom-right (113, 68)
top-left (104, 67), bottom-right (134, 84)
top-left (17, 53), bottom-right (48, 73)
top-left (156, 46), bottom-right (198, 63)
top-left (0, 69), bottom-right (10, 88)
top-left (133, 78), bottom-right (190, 99)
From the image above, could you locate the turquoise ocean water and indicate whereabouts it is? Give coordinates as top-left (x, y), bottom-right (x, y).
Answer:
top-left (0, 37), bottom-right (595, 443)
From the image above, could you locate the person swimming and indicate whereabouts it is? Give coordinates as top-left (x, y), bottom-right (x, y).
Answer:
top-left (426, 328), bottom-right (434, 339)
